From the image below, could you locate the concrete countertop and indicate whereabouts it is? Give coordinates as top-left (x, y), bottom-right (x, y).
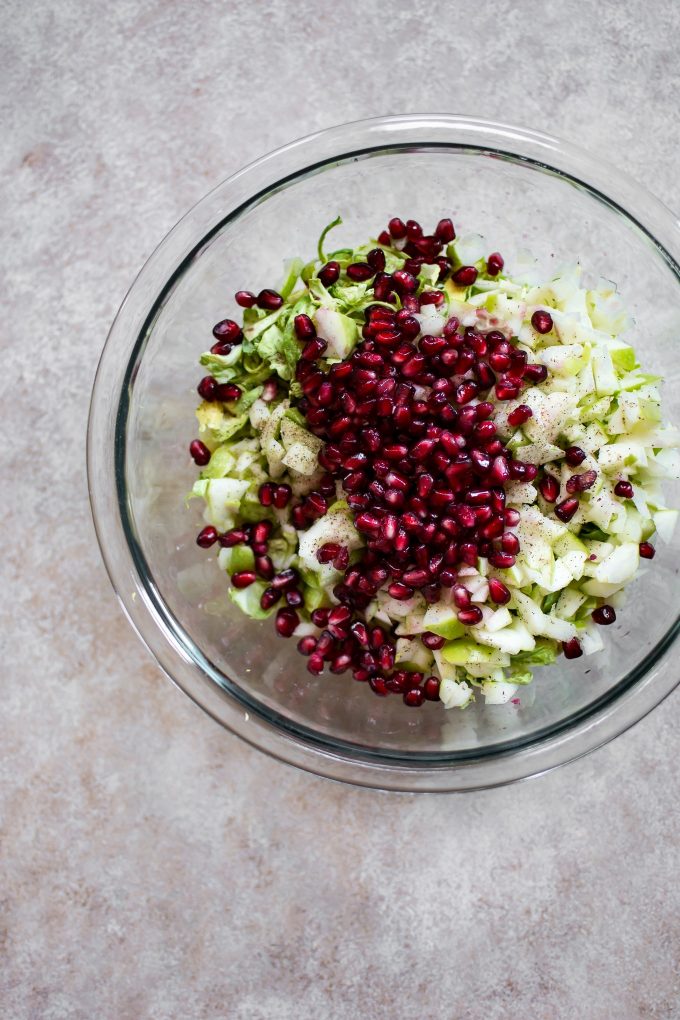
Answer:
top-left (2, 1), bottom-right (679, 1017)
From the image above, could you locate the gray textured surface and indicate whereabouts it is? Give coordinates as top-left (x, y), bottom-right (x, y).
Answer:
top-left (2, 1), bottom-right (679, 1017)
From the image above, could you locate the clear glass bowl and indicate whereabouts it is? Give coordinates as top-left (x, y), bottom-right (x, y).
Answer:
top-left (88, 115), bottom-right (680, 791)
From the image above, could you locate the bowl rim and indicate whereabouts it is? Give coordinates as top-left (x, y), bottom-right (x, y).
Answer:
top-left (88, 113), bottom-right (680, 792)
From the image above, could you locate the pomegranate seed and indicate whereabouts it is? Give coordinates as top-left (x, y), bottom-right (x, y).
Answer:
top-left (614, 480), bottom-right (634, 499)
top-left (258, 482), bottom-right (275, 506)
top-left (388, 217), bottom-right (407, 239)
top-left (501, 532), bottom-right (520, 554)
top-left (402, 568), bottom-right (429, 588)
top-left (347, 262), bottom-right (375, 282)
top-left (435, 218), bottom-right (455, 243)
top-left (403, 687), bottom-right (424, 707)
top-left (273, 484), bottom-right (292, 508)
top-left (639, 541), bottom-right (656, 559)
top-left (458, 606), bottom-right (483, 626)
top-left (486, 252), bottom-right (504, 276)
top-left (189, 439), bottom-right (211, 466)
top-left (271, 568), bottom-right (300, 591)
top-left (387, 581), bottom-right (414, 600)
top-left (369, 676), bottom-right (389, 697)
top-left (406, 219), bottom-right (422, 240)
top-left (255, 555), bottom-right (274, 580)
top-left (219, 528), bottom-right (247, 547)
top-left (212, 318), bottom-right (242, 343)
top-left (504, 508), bottom-right (521, 526)
top-left (495, 380), bottom-right (520, 401)
top-left (318, 261), bottom-right (340, 286)
top-left (453, 265), bottom-right (478, 286)
top-left (539, 475), bottom-right (560, 503)
top-left (301, 337), bottom-right (328, 361)
top-left (565, 446), bottom-right (586, 466)
top-left (197, 376), bottom-right (218, 401)
top-left (460, 542), bottom-right (478, 566)
top-left (455, 381), bottom-right (479, 405)
top-left (452, 585), bottom-right (471, 609)
top-left (392, 269), bottom-right (418, 293)
top-left (307, 653), bottom-right (325, 675)
top-left (196, 526), bottom-right (218, 548)
top-left (531, 309), bottom-right (553, 334)
top-left (257, 289), bottom-right (283, 310)
top-left (216, 382), bottom-right (241, 402)
top-left (260, 588), bottom-right (281, 610)
top-left (562, 637), bottom-right (583, 659)
top-left (356, 512), bottom-right (382, 533)
top-left (524, 363), bottom-right (548, 383)
top-left (367, 248), bottom-right (386, 272)
top-left (317, 542), bottom-right (340, 564)
top-left (566, 470), bottom-right (597, 494)
top-left (330, 653), bottom-right (353, 674)
top-left (423, 676), bottom-right (441, 701)
top-left (294, 313), bottom-right (316, 340)
top-left (232, 570), bottom-right (257, 589)
top-left (488, 577), bottom-right (511, 604)
top-left (251, 521), bottom-right (272, 545)
top-left (422, 632), bottom-right (446, 650)
top-left (489, 350), bottom-right (511, 372)
top-left (488, 551), bottom-right (515, 568)
top-left (490, 456), bottom-right (511, 484)
top-left (297, 636), bottom-right (317, 656)
top-left (555, 497), bottom-right (579, 523)
top-left (235, 290), bottom-right (256, 308)
top-left (592, 604), bottom-right (616, 625)
top-left (507, 404), bottom-right (533, 427)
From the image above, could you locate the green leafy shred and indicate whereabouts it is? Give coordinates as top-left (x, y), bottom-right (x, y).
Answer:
top-left (317, 215), bottom-right (342, 263)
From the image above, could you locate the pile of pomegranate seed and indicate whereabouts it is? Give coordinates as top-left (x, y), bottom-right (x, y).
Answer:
top-left (189, 215), bottom-right (639, 706)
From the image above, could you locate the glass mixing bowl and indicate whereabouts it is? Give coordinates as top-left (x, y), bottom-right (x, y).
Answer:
top-left (88, 115), bottom-right (680, 791)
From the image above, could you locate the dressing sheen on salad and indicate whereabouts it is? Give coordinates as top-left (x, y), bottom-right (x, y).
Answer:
top-left (188, 215), bottom-right (678, 709)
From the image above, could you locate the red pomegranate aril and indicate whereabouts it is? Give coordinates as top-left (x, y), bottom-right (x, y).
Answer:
top-left (318, 261), bottom-right (340, 286)
top-left (452, 584), bottom-right (471, 609)
top-left (403, 687), bottom-right (424, 707)
top-left (406, 219), bottom-right (423, 241)
top-left (471, 449), bottom-right (492, 472)
top-left (504, 508), bottom-right (521, 526)
top-left (219, 528), bottom-right (247, 548)
top-left (189, 439), bottom-right (211, 466)
top-left (394, 529), bottom-right (410, 552)
top-left (592, 604), bottom-right (616, 626)
top-left (531, 309), bottom-right (553, 334)
top-left (197, 375), bottom-right (218, 401)
top-left (507, 404), bottom-right (533, 427)
top-left (490, 456), bottom-right (511, 484)
top-left (435, 217), bottom-right (455, 243)
top-left (420, 632), bottom-right (445, 651)
top-left (388, 581), bottom-right (414, 600)
top-left (460, 542), bottom-right (478, 566)
top-left (422, 676), bottom-right (440, 701)
top-left (285, 589), bottom-right (303, 608)
top-left (488, 577), bottom-right (511, 605)
top-left (293, 314), bottom-right (316, 342)
top-left (402, 568), bottom-right (429, 588)
top-left (500, 532), bottom-right (520, 554)
top-left (271, 568), bottom-right (300, 592)
top-left (495, 380), bottom-right (520, 401)
top-left (639, 542), bottom-right (655, 559)
top-left (565, 446), bottom-right (586, 466)
top-left (539, 475), bottom-right (560, 503)
top-left (258, 482), bottom-right (275, 507)
top-left (260, 587), bottom-right (282, 611)
top-left (369, 676), bottom-right (388, 697)
top-left (440, 569), bottom-right (456, 587)
top-left (458, 606), bottom-right (483, 626)
top-left (271, 484), bottom-right (291, 509)
top-left (362, 428), bottom-right (381, 453)
top-left (255, 555), bottom-right (275, 580)
top-left (562, 637), bottom-right (583, 659)
top-left (235, 290), bottom-right (257, 308)
top-left (392, 269), bottom-right (418, 293)
top-left (419, 290), bottom-right (444, 306)
top-left (465, 488), bottom-right (491, 506)
top-left (355, 512), bottom-right (382, 533)
top-left (316, 542), bottom-right (341, 565)
top-left (231, 570), bottom-right (257, 589)
top-left (301, 337), bottom-right (328, 361)
top-left (196, 526), bottom-right (218, 548)
top-left (524, 363), bottom-right (549, 383)
top-left (566, 469), bottom-right (597, 494)
top-left (614, 480), bottom-right (634, 499)
top-left (487, 550), bottom-right (515, 569)
top-left (257, 289), bottom-right (283, 311)
top-left (486, 251), bottom-right (504, 276)
top-left (251, 521), bottom-right (272, 545)
top-left (347, 262), bottom-right (375, 282)
top-left (212, 318), bottom-right (242, 343)
top-left (489, 350), bottom-right (511, 372)
top-left (329, 653), bottom-right (352, 675)
top-left (367, 247), bottom-right (386, 272)
top-left (388, 217), bottom-right (407, 239)
top-left (297, 636), bottom-right (317, 657)
top-left (555, 497), bottom-right (579, 523)
top-left (216, 382), bottom-right (242, 402)
top-left (455, 381), bottom-right (479, 405)
top-left (474, 505), bottom-right (493, 524)
top-left (415, 473), bottom-right (433, 498)
top-left (307, 653), bottom-right (325, 675)
top-left (453, 265), bottom-right (478, 286)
